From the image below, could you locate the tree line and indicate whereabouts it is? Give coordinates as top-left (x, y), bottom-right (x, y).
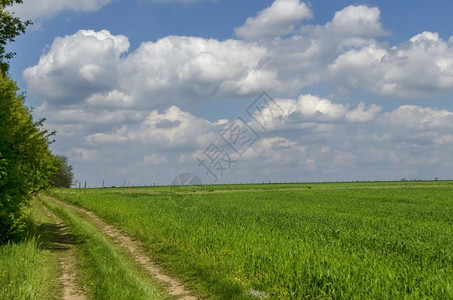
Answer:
top-left (0, 0), bottom-right (73, 242)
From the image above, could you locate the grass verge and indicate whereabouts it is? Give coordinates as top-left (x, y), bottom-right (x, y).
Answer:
top-left (0, 199), bottom-right (60, 300)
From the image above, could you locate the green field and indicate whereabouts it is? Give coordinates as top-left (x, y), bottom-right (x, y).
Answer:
top-left (0, 200), bottom-right (61, 300)
top-left (49, 181), bottom-right (453, 299)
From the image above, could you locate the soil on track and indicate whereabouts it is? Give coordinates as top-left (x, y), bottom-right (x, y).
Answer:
top-left (41, 195), bottom-right (198, 300)
top-left (35, 199), bottom-right (87, 300)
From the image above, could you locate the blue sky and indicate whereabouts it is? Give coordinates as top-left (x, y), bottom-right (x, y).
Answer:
top-left (7, 0), bottom-right (453, 186)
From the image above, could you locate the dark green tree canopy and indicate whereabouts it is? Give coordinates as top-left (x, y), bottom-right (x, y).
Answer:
top-left (0, 0), bottom-right (31, 74)
top-left (0, 1), bottom-right (60, 242)
top-left (51, 155), bottom-right (74, 188)
top-left (0, 74), bottom-right (61, 242)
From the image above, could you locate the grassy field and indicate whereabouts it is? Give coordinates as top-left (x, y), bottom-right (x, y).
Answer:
top-left (49, 181), bottom-right (453, 299)
top-left (0, 200), bottom-right (60, 300)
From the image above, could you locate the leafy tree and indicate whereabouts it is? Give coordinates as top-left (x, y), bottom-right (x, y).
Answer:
top-left (0, 74), bottom-right (61, 242)
top-left (51, 155), bottom-right (74, 188)
top-left (0, 1), bottom-right (60, 242)
top-left (0, 0), bottom-right (32, 75)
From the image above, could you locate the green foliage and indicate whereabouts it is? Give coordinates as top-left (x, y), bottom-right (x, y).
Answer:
top-left (0, 0), bottom-right (48, 243)
top-left (51, 182), bottom-right (453, 299)
top-left (0, 0), bottom-right (31, 75)
top-left (0, 74), bottom-right (60, 242)
top-left (51, 155), bottom-right (74, 188)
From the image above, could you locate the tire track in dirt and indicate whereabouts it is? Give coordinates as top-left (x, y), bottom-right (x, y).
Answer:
top-left (35, 199), bottom-right (87, 300)
top-left (41, 195), bottom-right (198, 300)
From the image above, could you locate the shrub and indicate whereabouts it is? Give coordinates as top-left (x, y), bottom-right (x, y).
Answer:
top-left (0, 74), bottom-right (60, 242)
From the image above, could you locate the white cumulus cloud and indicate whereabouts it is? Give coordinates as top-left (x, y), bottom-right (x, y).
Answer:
top-left (24, 32), bottom-right (280, 108)
top-left (20, 3), bottom-right (453, 185)
top-left (345, 102), bottom-right (382, 122)
top-left (248, 94), bottom-right (353, 132)
top-left (23, 30), bottom-right (129, 105)
top-left (326, 5), bottom-right (386, 37)
top-left (235, 0), bottom-right (313, 41)
top-left (120, 36), bottom-right (276, 104)
top-left (330, 31), bottom-right (453, 97)
top-left (384, 105), bottom-right (453, 131)
top-left (85, 105), bottom-right (225, 150)
top-left (10, 0), bottom-right (113, 21)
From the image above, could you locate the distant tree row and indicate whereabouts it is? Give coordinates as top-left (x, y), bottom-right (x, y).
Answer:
top-left (0, 0), bottom-right (73, 242)
top-left (51, 155), bottom-right (74, 188)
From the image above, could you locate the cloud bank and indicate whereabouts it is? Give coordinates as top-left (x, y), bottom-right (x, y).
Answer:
top-left (23, 1), bottom-right (453, 185)
top-left (10, 0), bottom-right (113, 21)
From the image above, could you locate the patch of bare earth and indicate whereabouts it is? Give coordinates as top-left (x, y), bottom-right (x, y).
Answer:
top-left (42, 195), bottom-right (198, 300)
top-left (35, 199), bottom-right (87, 300)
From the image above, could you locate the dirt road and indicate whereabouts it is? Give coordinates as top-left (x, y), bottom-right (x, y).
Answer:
top-left (39, 195), bottom-right (198, 300)
top-left (35, 199), bottom-right (87, 300)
